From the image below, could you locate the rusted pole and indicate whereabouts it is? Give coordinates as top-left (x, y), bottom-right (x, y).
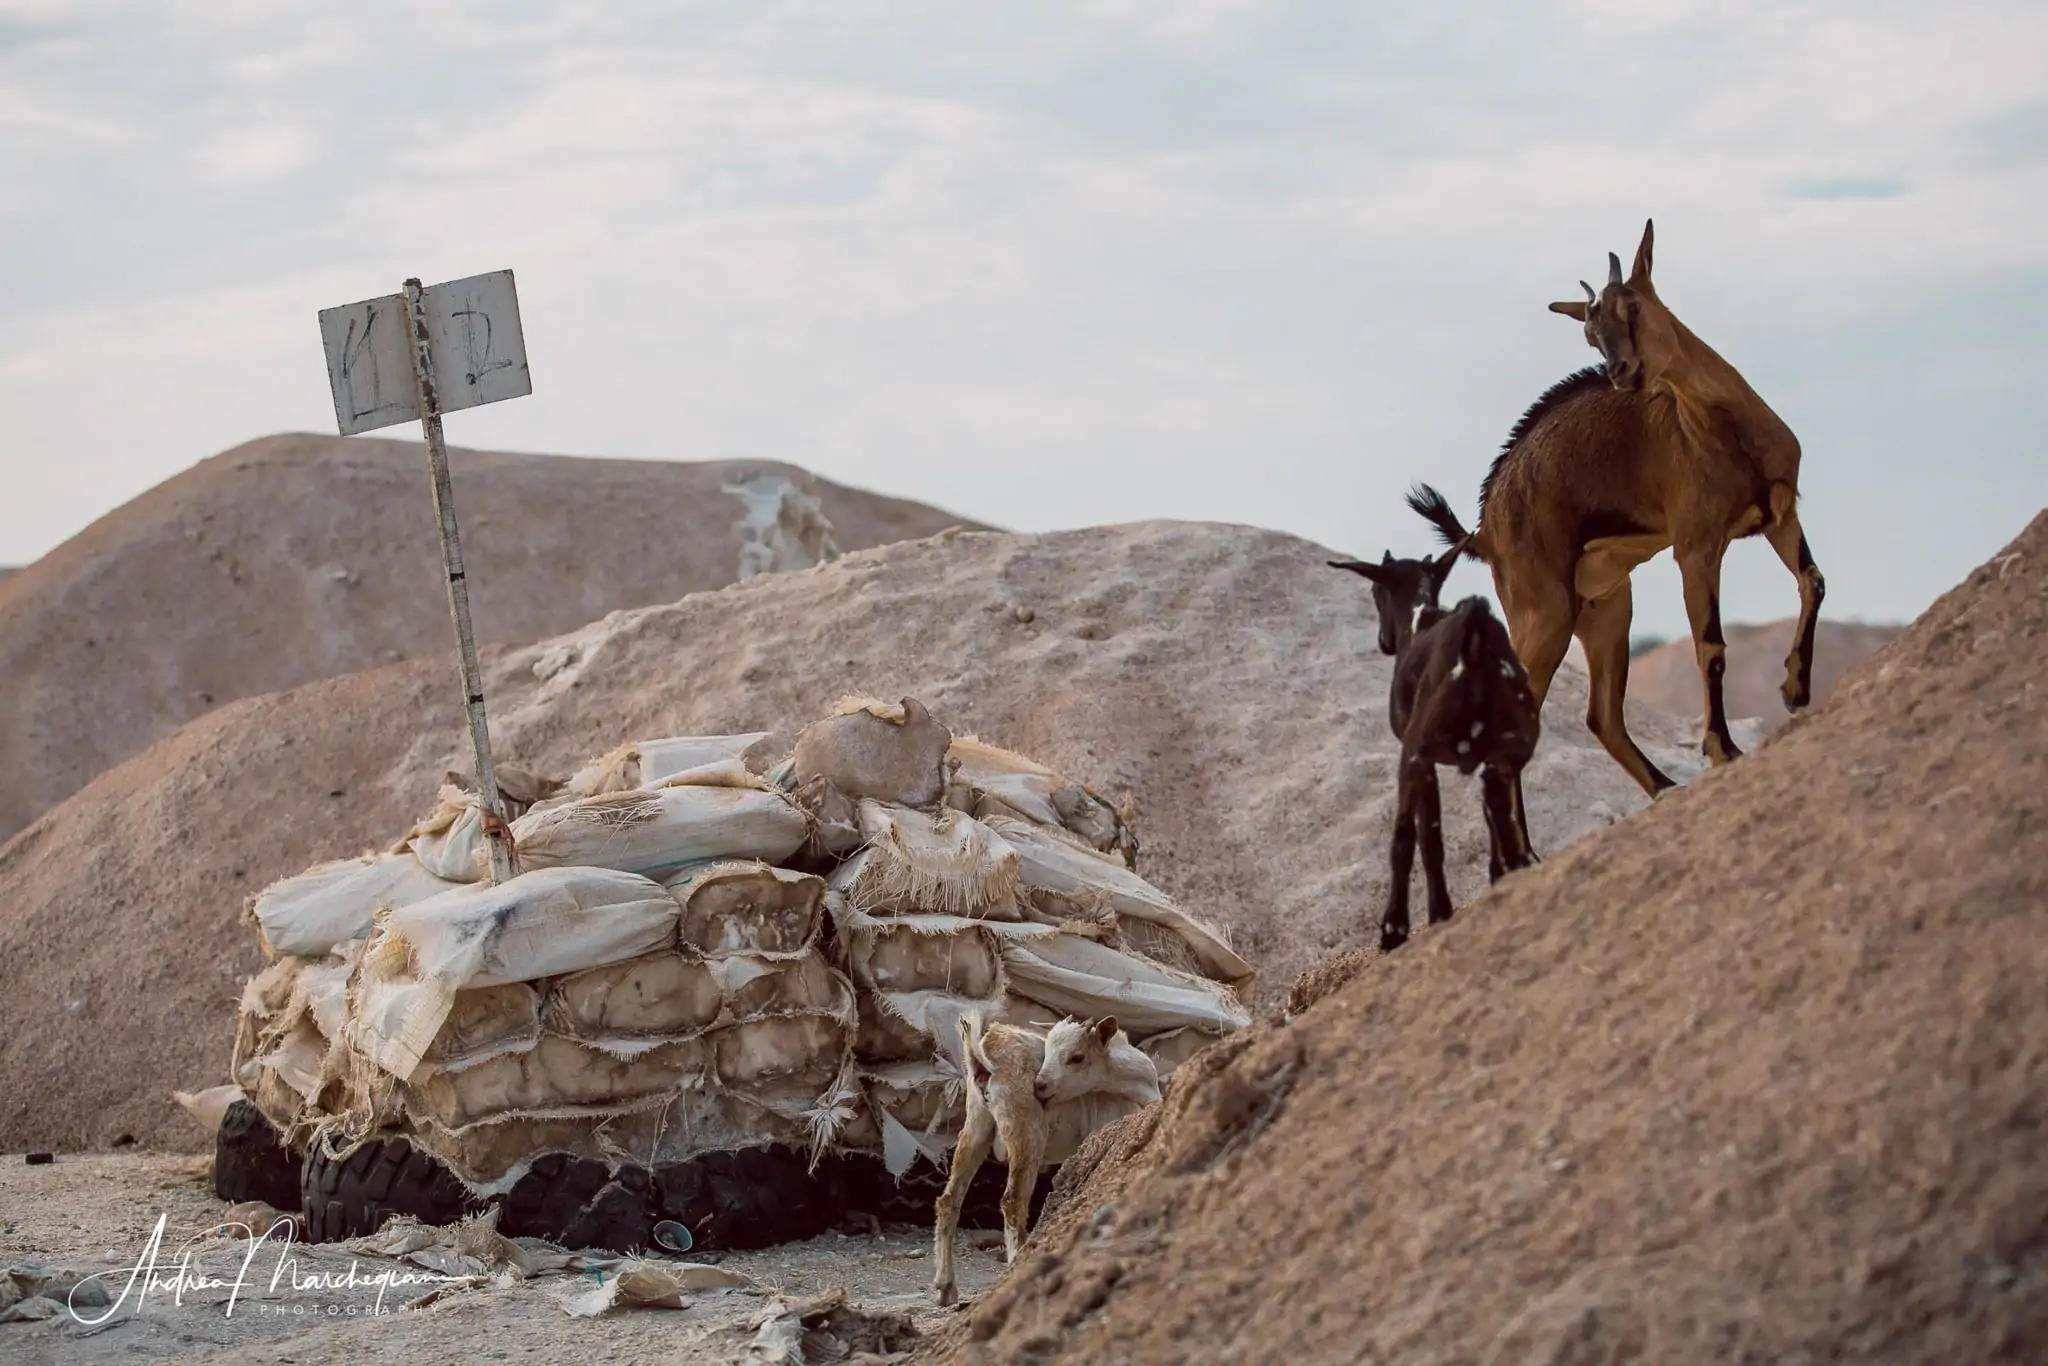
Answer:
top-left (403, 277), bottom-right (516, 884)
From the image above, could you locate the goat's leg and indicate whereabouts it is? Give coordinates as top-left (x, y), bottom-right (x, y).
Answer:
top-left (1675, 538), bottom-right (1742, 765)
top-left (996, 1097), bottom-right (1048, 1264)
top-left (1484, 799), bottom-right (1504, 883)
top-left (931, 1101), bottom-right (996, 1306)
top-left (1481, 764), bottom-right (1535, 872)
top-left (1498, 576), bottom-right (1577, 858)
top-left (1574, 581), bottom-right (1677, 795)
top-left (1763, 489), bottom-right (1826, 712)
top-left (1381, 752), bottom-right (1423, 952)
top-left (1416, 764), bottom-right (1454, 927)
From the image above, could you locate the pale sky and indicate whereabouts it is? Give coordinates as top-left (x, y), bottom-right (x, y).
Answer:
top-left (2, 1), bottom-right (2044, 637)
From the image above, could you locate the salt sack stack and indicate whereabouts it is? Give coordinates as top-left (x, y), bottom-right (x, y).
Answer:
top-left (225, 697), bottom-right (1253, 1199)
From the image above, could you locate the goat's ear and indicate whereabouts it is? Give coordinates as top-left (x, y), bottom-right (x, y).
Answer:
top-left (1630, 218), bottom-right (1654, 284)
top-left (1095, 1016), bottom-right (1120, 1044)
top-left (1547, 300), bottom-right (1590, 322)
top-left (1328, 559), bottom-right (1387, 584)
top-left (1426, 544), bottom-right (1461, 596)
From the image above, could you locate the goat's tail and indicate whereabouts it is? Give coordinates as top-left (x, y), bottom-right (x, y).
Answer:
top-left (1406, 484), bottom-right (1484, 561)
top-left (1461, 601), bottom-right (1494, 668)
top-left (955, 1011), bottom-right (991, 1094)
top-left (1448, 596), bottom-right (1508, 672)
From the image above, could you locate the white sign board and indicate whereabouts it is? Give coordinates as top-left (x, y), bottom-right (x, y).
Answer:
top-left (318, 269), bottom-right (531, 436)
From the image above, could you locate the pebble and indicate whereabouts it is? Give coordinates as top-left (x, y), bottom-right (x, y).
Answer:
top-left (1013, 606), bottom-right (1035, 624)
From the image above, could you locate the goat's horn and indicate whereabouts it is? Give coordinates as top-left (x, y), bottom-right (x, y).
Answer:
top-left (1607, 252), bottom-right (1623, 287)
top-left (1580, 280), bottom-right (1596, 303)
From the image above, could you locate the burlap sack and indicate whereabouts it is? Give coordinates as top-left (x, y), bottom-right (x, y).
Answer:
top-left (567, 733), bottom-right (773, 798)
top-left (947, 736), bottom-right (1131, 861)
top-left (511, 785), bottom-right (808, 877)
top-left (349, 867), bottom-right (680, 1081)
top-left (250, 853), bottom-right (458, 957)
top-left (988, 816), bottom-right (1254, 991)
top-left (665, 862), bottom-right (825, 958)
top-left (394, 786), bottom-right (491, 883)
top-left (829, 801), bottom-right (1020, 916)
top-left (790, 697), bottom-right (950, 807)
top-left (406, 1035), bottom-right (712, 1130)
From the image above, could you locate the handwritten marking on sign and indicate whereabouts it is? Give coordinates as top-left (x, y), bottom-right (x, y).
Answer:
top-left (318, 270), bottom-right (531, 435)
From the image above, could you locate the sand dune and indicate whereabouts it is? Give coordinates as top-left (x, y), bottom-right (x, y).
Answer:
top-left (0, 433), bottom-right (979, 843)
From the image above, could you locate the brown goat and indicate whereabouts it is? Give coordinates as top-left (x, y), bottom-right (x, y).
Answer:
top-left (1409, 219), bottom-right (1824, 838)
top-left (1332, 554), bottom-right (1541, 949)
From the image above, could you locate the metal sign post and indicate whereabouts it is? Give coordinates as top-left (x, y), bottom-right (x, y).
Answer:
top-left (318, 270), bottom-right (534, 884)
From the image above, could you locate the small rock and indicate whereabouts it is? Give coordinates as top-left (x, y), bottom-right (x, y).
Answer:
top-left (1013, 607), bottom-right (1035, 624)
top-left (0, 1296), bottom-right (62, 1323)
top-left (532, 643), bottom-right (576, 681)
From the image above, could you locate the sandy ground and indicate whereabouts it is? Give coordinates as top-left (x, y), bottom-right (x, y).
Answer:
top-left (0, 519), bottom-right (1718, 1152)
top-left (0, 1151), bottom-right (991, 1366)
top-left (0, 433), bottom-right (981, 845)
top-left (923, 511), bottom-right (2048, 1365)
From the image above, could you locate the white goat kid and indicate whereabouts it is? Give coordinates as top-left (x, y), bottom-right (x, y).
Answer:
top-left (931, 1014), bottom-right (1161, 1306)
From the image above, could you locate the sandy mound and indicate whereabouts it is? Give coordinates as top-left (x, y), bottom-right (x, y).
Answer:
top-left (1625, 618), bottom-right (1903, 733)
top-left (0, 433), bottom-right (979, 844)
top-left (929, 513), bottom-right (2047, 1365)
top-left (0, 520), bottom-right (1715, 1152)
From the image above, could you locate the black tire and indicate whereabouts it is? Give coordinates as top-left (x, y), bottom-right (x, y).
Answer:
top-left (658, 1145), bottom-right (842, 1251)
top-left (213, 1100), bottom-right (302, 1212)
top-left (500, 1144), bottom-right (844, 1253)
top-left (300, 1134), bottom-right (475, 1243)
top-left (499, 1153), bottom-right (628, 1248)
top-left (835, 1151), bottom-right (1054, 1230)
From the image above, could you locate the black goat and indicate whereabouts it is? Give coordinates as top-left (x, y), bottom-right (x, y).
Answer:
top-left (1330, 550), bottom-right (1542, 951)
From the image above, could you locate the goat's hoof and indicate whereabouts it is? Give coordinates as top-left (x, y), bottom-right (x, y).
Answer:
top-left (1378, 923), bottom-right (1409, 954)
top-left (1782, 679), bottom-right (1811, 711)
top-left (935, 1282), bottom-right (958, 1308)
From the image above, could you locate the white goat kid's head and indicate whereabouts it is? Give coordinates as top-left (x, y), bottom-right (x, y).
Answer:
top-left (1033, 1016), bottom-right (1160, 1106)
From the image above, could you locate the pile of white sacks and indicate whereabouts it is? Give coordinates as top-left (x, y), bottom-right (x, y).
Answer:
top-left (229, 698), bottom-right (1253, 1197)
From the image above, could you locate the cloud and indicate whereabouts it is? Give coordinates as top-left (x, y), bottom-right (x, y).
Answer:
top-left (193, 124), bottom-right (316, 180)
top-left (1785, 176), bottom-right (1906, 200)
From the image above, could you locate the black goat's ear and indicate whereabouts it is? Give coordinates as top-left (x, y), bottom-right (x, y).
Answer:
top-left (1328, 559), bottom-right (1387, 584)
top-left (1424, 544), bottom-right (1461, 595)
top-left (1095, 1016), bottom-right (1120, 1044)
